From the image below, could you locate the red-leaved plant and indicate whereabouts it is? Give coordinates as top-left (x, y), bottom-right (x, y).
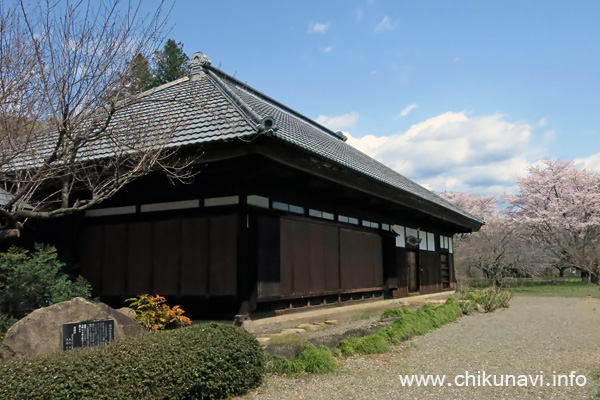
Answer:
top-left (126, 294), bottom-right (191, 332)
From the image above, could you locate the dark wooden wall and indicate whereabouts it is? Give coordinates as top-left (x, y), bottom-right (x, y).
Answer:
top-left (257, 216), bottom-right (384, 300)
top-left (81, 214), bottom-right (238, 298)
top-left (254, 213), bottom-right (459, 303)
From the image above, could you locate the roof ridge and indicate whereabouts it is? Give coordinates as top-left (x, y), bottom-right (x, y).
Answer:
top-left (114, 76), bottom-right (190, 109)
top-left (204, 68), bottom-right (276, 134)
top-left (204, 69), bottom-right (261, 128)
top-left (206, 65), bottom-right (346, 142)
top-left (138, 76), bottom-right (190, 98)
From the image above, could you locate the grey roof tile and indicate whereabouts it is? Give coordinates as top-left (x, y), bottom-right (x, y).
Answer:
top-left (218, 73), bottom-right (481, 224)
top-left (8, 62), bottom-right (482, 226)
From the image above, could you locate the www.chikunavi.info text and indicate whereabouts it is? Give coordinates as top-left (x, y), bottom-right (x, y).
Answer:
top-left (398, 371), bottom-right (587, 387)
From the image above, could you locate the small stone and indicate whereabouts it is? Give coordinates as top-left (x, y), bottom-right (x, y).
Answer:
top-left (281, 328), bottom-right (305, 335)
top-left (268, 332), bottom-right (287, 340)
top-left (297, 323), bottom-right (321, 331)
top-left (324, 320), bottom-right (338, 325)
top-left (257, 337), bottom-right (271, 344)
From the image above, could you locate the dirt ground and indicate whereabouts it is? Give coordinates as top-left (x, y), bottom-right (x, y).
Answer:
top-left (241, 296), bottom-right (600, 400)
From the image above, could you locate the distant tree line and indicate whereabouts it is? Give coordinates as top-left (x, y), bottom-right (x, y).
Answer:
top-left (440, 159), bottom-right (600, 285)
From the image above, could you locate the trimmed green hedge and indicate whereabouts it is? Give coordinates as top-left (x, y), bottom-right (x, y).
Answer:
top-left (0, 323), bottom-right (264, 400)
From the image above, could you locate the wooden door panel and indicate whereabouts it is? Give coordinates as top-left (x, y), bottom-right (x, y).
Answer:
top-left (407, 250), bottom-right (419, 293)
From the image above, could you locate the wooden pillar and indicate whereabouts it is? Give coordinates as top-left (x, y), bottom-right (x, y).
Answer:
top-left (236, 198), bottom-right (258, 316)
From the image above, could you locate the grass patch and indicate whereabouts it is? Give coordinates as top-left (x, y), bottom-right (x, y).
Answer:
top-left (380, 307), bottom-right (411, 319)
top-left (297, 345), bottom-right (338, 374)
top-left (375, 300), bottom-right (462, 345)
top-left (268, 299), bottom-right (464, 375)
top-left (508, 283), bottom-right (600, 298)
top-left (350, 312), bottom-right (377, 321)
top-left (338, 299), bottom-right (462, 357)
top-left (458, 277), bottom-right (583, 289)
top-left (266, 345), bottom-right (337, 375)
top-left (338, 334), bottom-right (389, 357)
top-left (265, 354), bottom-right (305, 375)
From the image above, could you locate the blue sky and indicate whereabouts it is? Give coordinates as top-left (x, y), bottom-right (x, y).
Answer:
top-left (159, 0), bottom-right (600, 195)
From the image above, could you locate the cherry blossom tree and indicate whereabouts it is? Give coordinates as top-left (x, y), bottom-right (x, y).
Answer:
top-left (440, 191), bottom-right (547, 284)
top-left (505, 159), bottom-right (600, 283)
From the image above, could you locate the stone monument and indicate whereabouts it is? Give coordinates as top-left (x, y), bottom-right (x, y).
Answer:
top-left (0, 297), bottom-right (146, 359)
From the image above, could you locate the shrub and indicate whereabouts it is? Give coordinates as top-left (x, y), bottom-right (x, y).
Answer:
top-left (266, 345), bottom-right (337, 375)
top-left (0, 323), bottom-right (264, 400)
top-left (0, 314), bottom-right (17, 343)
top-left (338, 334), bottom-right (389, 357)
top-left (475, 287), bottom-right (513, 312)
top-left (297, 345), bottom-right (337, 374)
top-left (381, 307), bottom-right (411, 319)
top-left (462, 292), bottom-right (479, 301)
top-left (0, 244), bottom-right (91, 321)
top-left (126, 294), bottom-right (192, 332)
top-left (445, 296), bottom-right (458, 305)
top-left (458, 299), bottom-right (479, 315)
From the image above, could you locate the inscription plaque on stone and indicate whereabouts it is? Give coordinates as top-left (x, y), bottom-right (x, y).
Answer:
top-left (62, 319), bottom-right (115, 350)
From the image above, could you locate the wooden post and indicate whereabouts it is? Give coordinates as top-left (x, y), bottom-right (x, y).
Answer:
top-left (236, 198), bottom-right (258, 316)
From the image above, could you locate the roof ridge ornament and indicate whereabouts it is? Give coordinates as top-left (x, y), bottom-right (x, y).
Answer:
top-left (187, 52), bottom-right (212, 80)
top-left (258, 116), bottom-right (277, 133)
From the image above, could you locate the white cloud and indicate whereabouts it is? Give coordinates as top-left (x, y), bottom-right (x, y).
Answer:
top-left (345, 133), bottom-right (388, 158)
top-left (316, 112), bottom-right (359, 131)
top-left (355, 8), bottom-right (364, 21)
top-left (346, 111), bottom-right (547, 195)
top-left (308, 22), bottom-right (329, 34)
top-left (320, 45), bottom-right (334, 53)
top-left (395, 103), bottom-right (418, 118)
top-left (374, 16), bottom-right (398, 32)
top-left (574, 153), bottom-right (600, 172)
top-left (536, 117), bottom-right (548, 127)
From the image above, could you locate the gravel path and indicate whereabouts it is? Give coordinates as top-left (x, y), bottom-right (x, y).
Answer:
top-left (241, 296), bottom-right (600, 400)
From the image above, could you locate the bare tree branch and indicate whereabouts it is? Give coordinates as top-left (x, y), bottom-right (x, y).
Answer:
top-left (0, 0), bottom-right (212, 238)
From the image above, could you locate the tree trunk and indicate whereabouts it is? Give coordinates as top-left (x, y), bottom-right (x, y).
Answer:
top-left (581, 271), bottom-right (591, 284)
top-left (592, 274), bottom-right (599, 285)
top-left (557, 266), bottom-right (566, 277)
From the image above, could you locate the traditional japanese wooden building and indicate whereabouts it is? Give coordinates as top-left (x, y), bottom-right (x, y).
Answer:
top-left (29, 52), bottom-right (483, 318)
